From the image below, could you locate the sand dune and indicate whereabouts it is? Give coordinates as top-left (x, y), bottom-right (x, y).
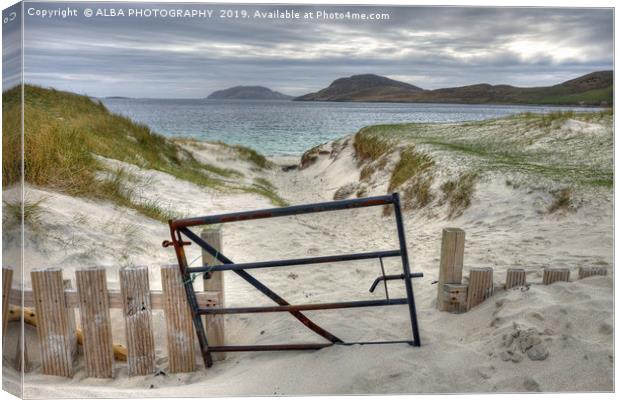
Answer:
top-left (2, 115), bottom-right (613, 396)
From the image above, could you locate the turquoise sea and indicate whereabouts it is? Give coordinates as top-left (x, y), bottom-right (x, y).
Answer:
top-left (101, 98), bottom-right (603, 156)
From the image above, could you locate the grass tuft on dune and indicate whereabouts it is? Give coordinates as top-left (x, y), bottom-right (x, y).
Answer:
top-left (353, 109), bottom-right (612, 217)
top-left (2, 85), bottom-right (285, 220)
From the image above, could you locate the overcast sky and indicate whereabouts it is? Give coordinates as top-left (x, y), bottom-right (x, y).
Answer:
top-left (3, 3), bottom-right (614, 98)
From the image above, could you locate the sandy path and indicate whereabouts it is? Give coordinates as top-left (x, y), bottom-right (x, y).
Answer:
top-left (2, 132), bottom-right (613, 396)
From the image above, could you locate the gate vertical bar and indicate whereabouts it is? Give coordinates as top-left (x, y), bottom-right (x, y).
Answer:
top-left (391, 192), bottom-right (421, 346)
top-left (168, 224), bottom-right (213, 368)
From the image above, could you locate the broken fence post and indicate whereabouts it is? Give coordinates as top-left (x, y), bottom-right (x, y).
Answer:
top-left (201, 227), bottom-right (225, 361)
top-left (76, 267), bottom-right (114, 378)
top-left (505, 268), bottom-right (527, 289)
top-left (466, 267), bottom-right (494, 310)
top-left (31, 268), bottom-right (74, 377)
top-left (542, 268), bottom-right (570, 285)
top-left (442, 283), bottom-right (468, 313)
top-left (437, 228), bottom-right (465, 311)
top-left (578, 266), bottom-right (607, 279)
top-left (120, 266), bottom-right (155, 376)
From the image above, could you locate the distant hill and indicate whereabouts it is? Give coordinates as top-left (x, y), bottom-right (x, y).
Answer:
top-left (295, 71), bottom-right (613, 106)
top-left (295, 74), bottom-right (423, 102)
top-left (207, 86), bottom-right (292, 100)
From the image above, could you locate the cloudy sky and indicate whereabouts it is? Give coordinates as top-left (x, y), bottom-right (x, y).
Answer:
top-left (4, 3), bottom-right (614, 98)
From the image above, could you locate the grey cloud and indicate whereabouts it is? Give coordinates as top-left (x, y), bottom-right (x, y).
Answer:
top-left (12, 3), bottom-right (614, 97)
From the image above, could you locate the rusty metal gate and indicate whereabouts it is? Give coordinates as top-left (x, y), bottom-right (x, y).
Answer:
top-left (164, 193), bottom-right (422, 368)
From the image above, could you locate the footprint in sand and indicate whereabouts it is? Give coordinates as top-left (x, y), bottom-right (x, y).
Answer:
top-left (523, 378), bottom-right (542, 392)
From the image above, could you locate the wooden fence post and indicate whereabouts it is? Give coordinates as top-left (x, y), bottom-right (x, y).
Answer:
top-left (542, 268), bottom-right (570, 285)
top-left (76, 267), bottom-right (114, 378)
top-left (578, 266), bottom-right (607, 279)
top-left (201, 227), bottom-right (225, 361)
top-left (119, 266), bottom-right (155, 376)
top-left (437, 228), bottom-right (465, 311)
top-left (31, 268), bottom-right (74, 377)
top-left (505, 268), bottom-right (527, 289)
top-left (161, 265), bottom-right (196, 373)
top-left (3, 267), bottom-right (13, 343)
top-left (466, 267), bottom-right (494, 310)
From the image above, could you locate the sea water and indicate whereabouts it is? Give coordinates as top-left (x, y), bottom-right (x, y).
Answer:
top-left (100, 98), bottom-right (603, 156)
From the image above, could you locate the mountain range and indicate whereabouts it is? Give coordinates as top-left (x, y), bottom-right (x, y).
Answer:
top-left (294, 71), bottom-right (612, 106)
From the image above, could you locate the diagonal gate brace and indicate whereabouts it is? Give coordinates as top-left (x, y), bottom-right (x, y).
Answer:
top-left (180, 227), bottom-right (343, 345)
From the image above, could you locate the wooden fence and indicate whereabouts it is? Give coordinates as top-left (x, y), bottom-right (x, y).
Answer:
top-left (2, 230), bottom-right (225, 379)
top-left (435, 227), bottom-right (608, 313)
top-left (2, 227), bottom-right (610, 378)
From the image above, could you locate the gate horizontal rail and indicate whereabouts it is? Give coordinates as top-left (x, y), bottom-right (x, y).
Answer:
top-left (170, 194), bottom-right (394, 229)
top-left (198, 298), bottom-right (411, 314)
top-left (166, 193), bottom-right (422, 369)
top-left (207, 340), bottom-right (415, 353)
top-left (186, 249), bottom-right (401, 273)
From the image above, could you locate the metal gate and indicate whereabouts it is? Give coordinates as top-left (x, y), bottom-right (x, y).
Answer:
top-left (164, 193), bottom-right (422, 368)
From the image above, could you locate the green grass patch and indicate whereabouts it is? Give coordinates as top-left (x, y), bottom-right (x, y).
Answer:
top-left (2, 85), bottom-right (282, 219)
top-left (353, 128), bottom-right (395, 165)
top-left (441, 172), bottom-right (478, 217)
top-left (243, 186), bottom-right (287, 207)
top-left (231, 144), bottom-right (273, 169)
top-left (388, 146), bottom-right (434, 192)
top-left (3, 197), bottom-right (47, 229)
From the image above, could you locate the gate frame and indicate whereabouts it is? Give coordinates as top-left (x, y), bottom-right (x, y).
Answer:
top-left (165, 193), bottom-right (422, 368)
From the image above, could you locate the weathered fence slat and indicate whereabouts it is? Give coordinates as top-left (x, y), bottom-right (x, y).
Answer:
top-left (505, 268), bottom-right (527, 289)
top-left (201, 227), bottom-right (225, 361)
top-left (466, 267), bottom-right (494, 310)
top-left (31, 268), bottom-right (74, 377)
top-left (578, 266), bottom-right (607, 279)
top-left (64, 280), bottom-right (78, 357)
top-left (542, 268), bottom-right (570, 285)
top-left (3, 267), bottom-right (13, 340)
top-left (161, 265), bottom-right (196, 373)
top-left (120, 266), bottom-right (155, 376)
top-left (76, 267), bottom-right (114, 378)
top-left (437, 228), bottom-right (465, 311)
top-left (15, 333), bottom-right (31, 373)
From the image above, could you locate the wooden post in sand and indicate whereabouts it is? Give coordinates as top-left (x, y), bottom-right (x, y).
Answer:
top-left (542, 268), bottom-right (570, 285)
top-left (437, 228), bottom-right (465, 311)
top-left (505, 268), bottom-right (527, 289)
top-left (201, 227), bottom-right (225, 361)
top-left (578, 266), bottom-right (607, 279)
top-left (161, 265), bottom-right (196, 373)
top-left (31, 268), bottom-right (74, 377)
top-left (120, 266), bottom-right (155, 376)
top-left (76, 267), bottom-right (114, 378)
top-left (3, 267), bottom-right (13, 342)
top-left (466, 267), bottom-right (494, 310)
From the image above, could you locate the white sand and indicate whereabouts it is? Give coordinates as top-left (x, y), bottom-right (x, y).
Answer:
top-left (1, 120), bottom-right (613, 396)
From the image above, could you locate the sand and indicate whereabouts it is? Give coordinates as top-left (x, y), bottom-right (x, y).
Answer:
top-left (1, 119), bottom-right (613, 396)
